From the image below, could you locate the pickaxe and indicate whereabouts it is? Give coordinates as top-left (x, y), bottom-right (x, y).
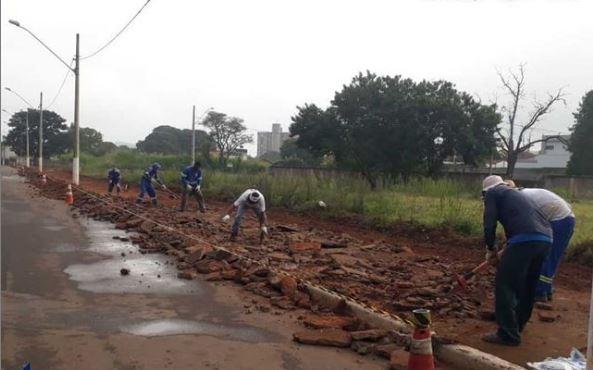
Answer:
top-left (451, 248), bottom-right (505, 292)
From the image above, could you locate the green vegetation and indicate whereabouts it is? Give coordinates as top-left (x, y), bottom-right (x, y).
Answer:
top-left (49, 151), bottom-right (593, 264)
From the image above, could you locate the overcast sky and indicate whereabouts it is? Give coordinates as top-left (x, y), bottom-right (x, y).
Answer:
top-left (2, 0), bottom-right (592, 154)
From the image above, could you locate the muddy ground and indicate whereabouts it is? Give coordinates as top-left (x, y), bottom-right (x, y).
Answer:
top-left (22, 167), bottom-right (592, 366)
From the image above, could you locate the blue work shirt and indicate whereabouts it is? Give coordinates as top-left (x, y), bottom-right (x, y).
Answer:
top-left (108, 169), bottom-right (121, 182)
top-left (180, 166), bottom-right (202, 186)
top-left (141, 166), bottom-right (160, 183)
top-left (483, 185), bottom-right (552, 249)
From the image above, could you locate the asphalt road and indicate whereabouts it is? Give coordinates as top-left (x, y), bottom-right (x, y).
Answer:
top-left (1, 166), bottom-right (385, 370)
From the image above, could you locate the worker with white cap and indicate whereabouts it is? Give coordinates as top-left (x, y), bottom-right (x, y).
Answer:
top-left (481, 175), bottom-right (553, 346)
top-left (222, 189), bottom-right (268, 241)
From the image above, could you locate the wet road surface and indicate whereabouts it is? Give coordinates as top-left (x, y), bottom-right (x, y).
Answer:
top-left (1, 166), bottom-right (385, 370)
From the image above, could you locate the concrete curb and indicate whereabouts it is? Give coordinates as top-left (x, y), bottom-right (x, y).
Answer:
top-left (306, 285), bottom-right (525, 370)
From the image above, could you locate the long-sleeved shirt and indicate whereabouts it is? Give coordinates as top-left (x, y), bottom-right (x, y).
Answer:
top-left (141, 166), bottom-right (161, 184)
top-left (483, 185), bottom-right (552, 249)
top-left (520, 188), bottom-right (574, 222)
top-left (108, 169), bottom-right (121, 182)
top-left (234, 189), bottom-right (266, 212)
top-left (180, 166), bottom-right (202, 186)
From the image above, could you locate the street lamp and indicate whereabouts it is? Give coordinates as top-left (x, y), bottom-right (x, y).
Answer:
top-left (4, 87), bottom-right (35, 168)
top-left (9, 19), bottom-right (81, 184)
top-left (191, 106), bottom-right (213, 163)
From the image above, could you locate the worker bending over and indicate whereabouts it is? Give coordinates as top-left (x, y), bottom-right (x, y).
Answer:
top-left (136, 163), bottom-right (166, 206)
top-left (107, 168), bottom-right (122, 194)
top-left (179, 161), bottom-right (206, 213)
top-left (481, 175), bottom-right (552, 346)
top-left (222, 189), bottom-right (268, 241)
top-left (505, 180), bottom-right (576, 302)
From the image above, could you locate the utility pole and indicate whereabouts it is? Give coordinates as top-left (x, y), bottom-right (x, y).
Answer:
top-left (38, 92), bottom-right (43, 173)
top-left (191, 105), bottom-right (196, 163)
top-left (73, 33), bottom-right (80, 185)
top-left (25, 109), bottom-right (30, 167)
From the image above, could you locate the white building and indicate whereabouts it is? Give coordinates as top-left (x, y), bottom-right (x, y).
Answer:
top-left (257, 123), bottom-right (290, 158)
top-left (515, 135), bottom-right (570, 169)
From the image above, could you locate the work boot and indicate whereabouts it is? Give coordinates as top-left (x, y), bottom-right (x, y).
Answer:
top-left (230, 233), bottom-right (237, 242)
top-left (151, 198), bottom-right (158, 207)
top-left (135, 198), bottom-right (143, 205)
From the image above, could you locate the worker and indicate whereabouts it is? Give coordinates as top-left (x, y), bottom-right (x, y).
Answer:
top-left (179, 161), bottom-right (206, 213)
top-left (505, 180), bottom-right (576, 302)
top-left (481, 175), bottom-right (552, 346)
top-left (222, 189), bottom-right (268, 241)
top-left (107, 168), bottom-right (122, 194)
top-left (136, 163), bottom-right (166, 206)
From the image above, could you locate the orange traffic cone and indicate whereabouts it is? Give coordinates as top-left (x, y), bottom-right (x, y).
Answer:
top-left (66, 184), bottom-right (74, 205)
top-left (408, 309), bottom-right (435, 370)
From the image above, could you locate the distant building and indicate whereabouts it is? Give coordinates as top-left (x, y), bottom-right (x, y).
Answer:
top-left (515, 135), bottom-right (570, 169)
top-left (492, 134), bottom-right (571, 170)
top-left (257, 123), bottom-right (290, 158)
top-left (229, 148), bottom-right (248, 160)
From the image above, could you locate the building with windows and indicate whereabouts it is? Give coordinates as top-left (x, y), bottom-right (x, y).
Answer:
top-left (515, 135), bottom-right (571, 169)
top-left (257, 123), bottom-right (290, 158)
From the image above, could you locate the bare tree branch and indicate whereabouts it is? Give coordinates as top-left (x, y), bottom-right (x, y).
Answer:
top-left (517, 134), bottom-right (567, 153)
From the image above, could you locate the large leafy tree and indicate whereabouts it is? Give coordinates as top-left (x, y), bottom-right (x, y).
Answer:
top-left (4, 109), bottom-right (69, 158)
top-left (201, 111), bottom-right (252, 164)
top-left (53, 124), bottom-right (117, 156)
top-left (290, 72), bottom-right (500, 187)
top-left (567, 90), bottom-right (593, 175)
top-left (136, 125), bottom-right (211, 156)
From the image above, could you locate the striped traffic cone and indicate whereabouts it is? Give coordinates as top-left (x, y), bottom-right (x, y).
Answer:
top-left (408, 309), bottom-right (435, 370)
top-left (66, 184), bottom-right (74, 205)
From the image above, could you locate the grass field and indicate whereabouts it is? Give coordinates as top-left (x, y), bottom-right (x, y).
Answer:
top-left (50, 151), bottom-right (593, 264)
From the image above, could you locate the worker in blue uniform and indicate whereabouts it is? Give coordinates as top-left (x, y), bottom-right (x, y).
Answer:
top-left (136, 163), bottom-right (166, 206)
top-left (179, 161), bottom-right (206, 213)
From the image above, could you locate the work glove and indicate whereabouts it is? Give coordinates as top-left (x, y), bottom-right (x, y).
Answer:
top-left (485, 247), bottom-right (499, 266)
top-left (185, 184), bottom-right (193, 191)
top-left (161, 184), bottom-right (167, 190)
top-left (261, 226), bottom-right (268, 235)
top-left (222, 214), bottom-right (231, 222)
top-left (196, 185), bottom-right (201, 191)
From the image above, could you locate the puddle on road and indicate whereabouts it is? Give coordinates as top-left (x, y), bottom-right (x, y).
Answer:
top-left (63, 218), bottom-right (275, 344)
top-left (64, 219), bottom-right (200, 295)
top-left (122, 319), bottom-right (267, 342)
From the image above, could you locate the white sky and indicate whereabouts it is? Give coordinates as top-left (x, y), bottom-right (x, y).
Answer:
top-left (2, 0), bottom-right (592, 155)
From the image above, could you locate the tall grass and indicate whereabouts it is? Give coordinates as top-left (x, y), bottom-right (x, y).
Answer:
top-left (48, 151), bottom-right (593, 256)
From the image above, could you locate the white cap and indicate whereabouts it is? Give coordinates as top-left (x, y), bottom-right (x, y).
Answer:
top-left (482, 175), bottom-right (504, 192)
top-left (248, 190), bottom-right (261, 203)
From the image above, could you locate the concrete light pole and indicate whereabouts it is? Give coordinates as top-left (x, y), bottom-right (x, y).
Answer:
top-left (39, 92), bottom-right (43, 173)
top-left (192, 107), bottom-right (213, 163)
top-left (9, 19), bottom-right (80, 184)
top-left (191, 105), bottom-right (196, 164)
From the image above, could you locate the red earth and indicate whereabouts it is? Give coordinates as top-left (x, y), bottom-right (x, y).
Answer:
top-left (36, 168), bottom-right (592, 367)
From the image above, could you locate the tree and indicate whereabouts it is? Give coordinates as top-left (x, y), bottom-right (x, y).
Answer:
top-left (289, 72), bottom-right (500, 187)
top-left (201, 111), bottom-right (253, 164)
top-left (4, 109), bottom-right (69, 158)
top-left (136, 125), bottom-right (211, 156)
top-left (279, 138), bottom-right (323, 166)
top-left (495, 64), bottom-right (566, 178)
top-left (567, 90), bottom-right (593, 175)
top-left (94, 141), bottom-right (118, 156)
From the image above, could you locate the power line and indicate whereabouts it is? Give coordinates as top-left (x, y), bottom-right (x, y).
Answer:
top-left (47, 59), bottom-right (74, 109)
top-left (80, 0), bottom-right (152, 60)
